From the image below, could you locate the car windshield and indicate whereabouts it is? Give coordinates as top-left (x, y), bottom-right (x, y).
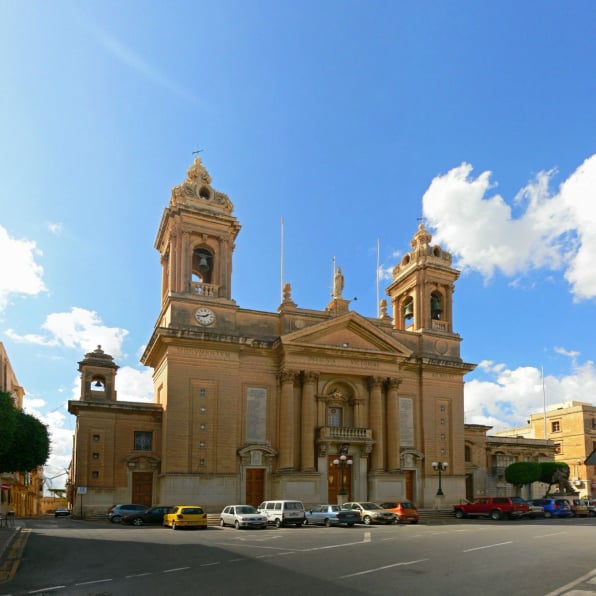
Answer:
top-left (236, 506), bottom-right (257, 514)
top-left (401, 502), bottom-right (415, 509)
top-left (285, 502), bottom-right (303, 510)
top-left (361, 503), bottom-right (382, 510)
top-left (380, 503), bottom-right (396, 508)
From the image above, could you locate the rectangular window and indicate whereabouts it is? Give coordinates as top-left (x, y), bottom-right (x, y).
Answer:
top-left (134, 431), bottom-right (153, 451)
top-left (552, 421), bottom-right (561, 433)
top-left (327, 407), bottom-right (342, 427)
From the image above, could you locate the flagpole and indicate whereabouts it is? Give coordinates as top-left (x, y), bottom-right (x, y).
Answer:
top-left (280, 217), bottom-right (284, 303)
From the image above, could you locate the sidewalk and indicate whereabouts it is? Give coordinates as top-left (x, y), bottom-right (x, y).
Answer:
top-left (0, 520), bottom-right (22, 562)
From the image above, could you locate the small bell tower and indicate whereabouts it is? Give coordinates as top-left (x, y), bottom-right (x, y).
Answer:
top-left (78, 345), bottom-right (119, 402)
top-left (155, 157), bottom-right (241, 304)
top-left (385, 224), bottom-right (459, 333)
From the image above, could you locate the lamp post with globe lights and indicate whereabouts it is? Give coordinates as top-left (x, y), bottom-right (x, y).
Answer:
top-left (333, 453), bottom-right (353, 503)
top-left (432, 461), bottom-right (448, 497)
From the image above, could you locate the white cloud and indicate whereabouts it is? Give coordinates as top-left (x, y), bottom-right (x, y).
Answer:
top-left (464, 359), bottom-right (596, 431)
top-left (47, 222), bottom-right (62, 235)
top-left (422, 154), bottom-right (596, 300)
top-left (6, 307), bottom-right (128, 357)
top-left (0, 225), bottom-right (46, 312)
top-left (114, 366), bottom-right (154, 402)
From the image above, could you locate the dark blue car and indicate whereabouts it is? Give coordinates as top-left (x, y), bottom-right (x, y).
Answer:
top-left (528, 498), bottom-right (573, 518)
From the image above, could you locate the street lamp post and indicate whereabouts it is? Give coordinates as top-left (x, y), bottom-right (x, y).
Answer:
top-left (333, 454), bottom-right (353, 500)
top-left (432, 461), bottom-right (448, 497)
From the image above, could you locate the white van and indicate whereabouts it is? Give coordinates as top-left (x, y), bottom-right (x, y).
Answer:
top-left (257, 500), bottom-right (306, 528)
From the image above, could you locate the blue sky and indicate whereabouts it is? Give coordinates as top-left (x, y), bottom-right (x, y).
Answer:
top-left (1, 1), bottom-right (595, 490)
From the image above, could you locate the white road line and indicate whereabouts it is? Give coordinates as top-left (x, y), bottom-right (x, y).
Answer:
top-left (544, 567), bottom-right (596, 596)
top-left (75, 579), bottom-right (112, 586)
top-left (338, 558), bottom-right (429, 579)
top-left (28, 587), bottom-right (66, 594)
top-left (163, 566), bottom-right (191, 573)
top-left (463, 541), bottom-right (512, 552)
top-left (126, 573), bottom-right (152, 578)
top-left (533, 532), bottom-right (567, 538)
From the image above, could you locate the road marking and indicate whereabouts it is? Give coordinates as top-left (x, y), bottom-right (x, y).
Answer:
top-left (126, 573), bottom-right (152, 578)
top-left (200, 562), bottom-right (220, 566)
top-left (364, 531), bottom-right (371, 542)
top-left (533, 532), bottom-right (567, 538)
top-left (338, 558), bottom-right (429, 578)
top-left (544, 567), bottom-right (596, 596)
top-left (75, 578), bottom-right (112, 586)
top-left (29, 587), bottom-right (66, 593)
top-left (163, 566), bottom-right (191, 573)
top-left (463, 541), bottom-right (512, 552)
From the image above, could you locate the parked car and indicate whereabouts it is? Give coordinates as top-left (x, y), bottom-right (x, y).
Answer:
top-left (342, 502), bottom-right (397, 525)
top-left (122, 505), bottom-right (173, 526)
top-left (567, 498), bottom-right (590, 517)
top-left (453, 497), bottom-right (530, 520)
top-left (220, 505), bottom-right (267, 529)
top-left (257, 500), bottom-right (306, 528)
top-left (522, 500), bottom-right (545, 518)
top-left (54, 507), bottom-right (71, 518)
top-left (107, 504), bottom-right (150, 523)
top-left (305, 504), bottom-right (361, 527)
top-left (163, 505), bottom-right (208, 530)
top-left (379, 501), bottom-right (419, 524)
top-left (527, 498), bottom-right (573, 519)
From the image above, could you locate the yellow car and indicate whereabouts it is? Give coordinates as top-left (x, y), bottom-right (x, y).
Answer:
top-left (163, 505), bottom-right (208, 530)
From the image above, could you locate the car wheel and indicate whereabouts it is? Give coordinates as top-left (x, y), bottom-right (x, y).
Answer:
top-left (454, 510), bottom-right (464, 519)
top-left (324, 518), bottom-right (331, 527)
top-left (111, 515), bottom-right (122, 524)
top-left (220, 518), bottom-right (225, 527)
top-left (235, 520), bottom-right (240, 529)
top-left (172, 521), bottom-right (177, 530)
top-left (274, 518), bottom-right (282, 528)
top-left (544, 511), bottom-right (552, 519)
top-left (132, 518), bottom-right (143, 526)
top-left (363, 515), bottom-right (372, 525)
top-left (490, 510), bottom-right (502, 521)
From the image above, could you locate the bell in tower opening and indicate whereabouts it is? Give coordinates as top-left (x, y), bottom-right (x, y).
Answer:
top-left (431, 293), bottom-right (442, 320)
top-left (193, 248), bottom-right (213, 283)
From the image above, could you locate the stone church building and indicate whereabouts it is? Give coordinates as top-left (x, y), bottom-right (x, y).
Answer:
top-left (68, 158), bottom-right (477, 516)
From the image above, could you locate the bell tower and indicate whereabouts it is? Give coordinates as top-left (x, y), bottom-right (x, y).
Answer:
top-left (385, 224), bottom-right (459, 333)
top-left (155, 157), bottom-right (241, 304)
top-left (78, 345), bottom-right (119, 402)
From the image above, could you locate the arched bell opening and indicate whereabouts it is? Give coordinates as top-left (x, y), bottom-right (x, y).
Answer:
top-left (192, 247), bottom-right (213, 284)
top-left (430, 291), bottom-right (442, 320)
top-left (90, 376), bottom-right (105, 392)
top-left (402, 297), bottom-right (414, 329)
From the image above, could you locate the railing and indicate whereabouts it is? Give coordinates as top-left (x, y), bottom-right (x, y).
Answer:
top-left (190, 282), bottom-right (219, 297)
top-left (318, 427), bottom-right (373, 441)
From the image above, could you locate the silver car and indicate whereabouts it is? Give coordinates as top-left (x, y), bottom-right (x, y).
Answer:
top-left (220, 505), bottom-right (267, 529)
top-left (342, 501), bottom-right (397, 525)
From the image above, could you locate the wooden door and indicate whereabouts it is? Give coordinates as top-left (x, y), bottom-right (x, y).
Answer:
top-left (246, 468), bottom-right (265, 507)
top-left (327, 455), bottom-right (352, 503)
top-left (405, 470), bottom-right (414, 501)
top-left (131, 472), bottom-right (153, 506)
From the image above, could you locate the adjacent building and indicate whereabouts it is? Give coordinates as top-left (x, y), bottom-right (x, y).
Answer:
top-left (68, 157), bottom-right (479, 516)
top-left (0, 342), bottom-right (43, 517)
top-left (495, 401), bottom-right (596, 499)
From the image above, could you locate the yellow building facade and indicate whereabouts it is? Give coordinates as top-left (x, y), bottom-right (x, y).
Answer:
top-left (69, 158), bottom-right (477, 515)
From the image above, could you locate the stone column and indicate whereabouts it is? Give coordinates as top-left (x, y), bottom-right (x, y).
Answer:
top-left (385, 378), bottom-right (402, 471)
top-left (368, 376), bottom-right (385, 472)
top-left (300, 372), bottom-right (318, 471)
top-left (278, 369), bottom-right (297, 470)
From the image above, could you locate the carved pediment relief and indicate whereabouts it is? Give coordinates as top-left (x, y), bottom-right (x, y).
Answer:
top-left (281, 312), bottom-right (413, 357)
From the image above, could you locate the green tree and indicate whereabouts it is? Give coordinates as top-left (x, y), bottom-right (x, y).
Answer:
top-left (505, 461), bottom-right (540, 487)
top-left (0, 391), bottom-right (18, 459)
top-left (0, 395), bottom-right (50, 473)
top-left (538, 461), bottom-right (570, 495)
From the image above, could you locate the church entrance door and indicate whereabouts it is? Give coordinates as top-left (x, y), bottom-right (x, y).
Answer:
top-left (131, 472), bottom-right (152, 506)
top-left (246, 468), bottom-right (265, 507)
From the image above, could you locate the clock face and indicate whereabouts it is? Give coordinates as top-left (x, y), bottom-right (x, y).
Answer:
top-left (195, 307), bottom-right (216, 326)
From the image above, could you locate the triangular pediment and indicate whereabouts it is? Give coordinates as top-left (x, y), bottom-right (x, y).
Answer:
top-left (281, 312), bottom-right (413, 357)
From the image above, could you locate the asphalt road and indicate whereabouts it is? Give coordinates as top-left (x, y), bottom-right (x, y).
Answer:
top-left (2, 516), bottom-right (596, 595)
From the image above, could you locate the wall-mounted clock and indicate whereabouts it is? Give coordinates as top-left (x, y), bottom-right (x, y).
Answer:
top-left (195, 307), bottom-right (216, 326)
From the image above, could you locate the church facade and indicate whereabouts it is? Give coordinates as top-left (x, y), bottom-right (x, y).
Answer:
top-left (68, 158), bottom-right (476, 515)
